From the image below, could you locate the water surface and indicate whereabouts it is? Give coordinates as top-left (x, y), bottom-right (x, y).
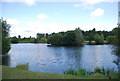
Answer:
top-left (8, 43), bottom-right (118, 74)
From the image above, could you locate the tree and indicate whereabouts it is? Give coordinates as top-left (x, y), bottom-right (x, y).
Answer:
top-left (74, 28), bottom-right (84, 45)
top-left (18, 35), bottom-right (21, 39)
top-left (1, 18), bottom-right (11, 55)
top-left (48, 33), bottom-right (63, 45)
top-left (45, 33), bottom-right (49, 39)
top-left (113, 27), bottom-right (120, 67)
top-left (36, 33), bottom-right (45, 39)
top-left (87, 34), bottom-right (94, 44)
top-left (101, 34), bottom-right (104, 43)
top-left (40, 37), bottom-right (47, 43)
top-left (94, 34), bottom-right (104, 44)
top-left (106, 36), bottom-right (116, 44)
top-left (62, 31), bottom-right (76, 46)
top-left (92, 28), bottom-right (96, 32)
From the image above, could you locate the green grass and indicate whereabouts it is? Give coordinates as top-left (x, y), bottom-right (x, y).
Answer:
top-left (2, 65), bottom-right (119, 79)
top-left (16, 64), bottom-right (28, 70)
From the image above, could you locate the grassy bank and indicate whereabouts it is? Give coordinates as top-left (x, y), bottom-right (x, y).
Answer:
top-left (2, 65), bottom-right (119, 79)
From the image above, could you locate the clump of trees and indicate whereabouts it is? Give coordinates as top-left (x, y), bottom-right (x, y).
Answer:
top-left (48, 33), bottom-right (63, 45)
top-left (8, 27), bottom-right (119, 45)
top-left (35, 33), bottom-right (48, 43)
top-left (47, 28), bottom-right (84, 46)
top-left (10, 36), bottom-right (19, 43)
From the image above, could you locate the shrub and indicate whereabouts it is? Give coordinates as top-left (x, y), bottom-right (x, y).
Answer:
top-left (11, 36), bottom-right (19, 43)
top-left (64, 67), bottom-right (110, 76)
top-left (94, 34), bottom-right (104, 44)
top-left (106, 36), bottom-right (116, 44)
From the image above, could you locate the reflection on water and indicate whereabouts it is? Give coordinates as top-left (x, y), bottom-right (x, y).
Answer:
top-left (8, 43), bottom-right (118, 74)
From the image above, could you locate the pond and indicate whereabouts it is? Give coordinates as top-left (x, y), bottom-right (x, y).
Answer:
top-left (8, 43), bottom-right (118, 74)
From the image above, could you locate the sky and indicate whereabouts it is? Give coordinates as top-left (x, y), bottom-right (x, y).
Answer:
top-left (0, 0), bottom-right (119, 37)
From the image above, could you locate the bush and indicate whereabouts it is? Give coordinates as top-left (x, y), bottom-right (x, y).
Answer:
top-left (106, 36), bottom-right (116, 44)
top-left (94, 34), bottom-right (104, 44)
top-left (62, 31), bottom-right (76, 46)
top-left (48, 33), bottom-right (63, 45)
top-left (11, 36), bottom-right (19, 43)
top-left (40, 37), bottom-right (47, 43)
top-left (64, 68), bottom-right (77, 75)
top-left (94, 67), bottom-right (110, 76)
top-left (64, 67), bottom-right (110, 76)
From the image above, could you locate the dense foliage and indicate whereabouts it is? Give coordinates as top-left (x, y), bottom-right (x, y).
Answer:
top-left (1, 18), bottom-right (11, 55)
top-left (64, 67), bottom-right (112, 77)
top-left (94, 34), bottom-right (104, 44)
top-left (9, 27), bottom-right (119, 45)
top-left (48, 33), bottom-right (63, 45)
top-left (47, 28), bottom-right (84, 46)
top-left (106, 36), bottom-right (116, 44)
top-left (10, 36), bottom-right (19, 43)
top-left (113, 27), bottom-right (120, 67)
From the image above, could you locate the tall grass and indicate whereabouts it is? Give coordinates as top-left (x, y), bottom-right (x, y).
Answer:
top-left (64, 67), bottom-right (111, 76)
top-left (94, 67), bottom-right (110, 76)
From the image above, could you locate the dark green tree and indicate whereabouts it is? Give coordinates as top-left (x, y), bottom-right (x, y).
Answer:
top-left (1, 18), bottom-right (11, 55)
top-left (48, 33), bottom-right (63, 45)
top-left (18, 35), bottom-right (21, 39)
top-left (106, 36), bottom-right (116, 44)
top-left (94, 34), bottom-right (104, 44)
top-left (87, 34), bottom-right (94, 44)
top-left (113, 27), bottom-right (120, 67)
top-left (11, 36), bottom-right (19, 43)
top-left (62, 31), bottom-right (76, 46)
top-left (74, 28), bottom-right (84, 45)
top-left (45, 33), bottom-right (49, 39)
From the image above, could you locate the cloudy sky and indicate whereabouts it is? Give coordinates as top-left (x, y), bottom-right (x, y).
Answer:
top-left (1, 0), bottom-right (119, 37)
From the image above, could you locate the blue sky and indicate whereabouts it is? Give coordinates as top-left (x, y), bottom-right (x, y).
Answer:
top-left (1, 0), bottom-right (119, 37)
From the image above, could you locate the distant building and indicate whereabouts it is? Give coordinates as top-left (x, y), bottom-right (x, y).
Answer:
top-left (118, 1), bottom-right (120, 27)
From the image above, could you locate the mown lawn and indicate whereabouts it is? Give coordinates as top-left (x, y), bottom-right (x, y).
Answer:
top-left (2, 65), bottom-right (119, 79)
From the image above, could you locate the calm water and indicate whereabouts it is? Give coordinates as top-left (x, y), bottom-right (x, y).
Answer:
top-left (8, 43), bottom-right (118, 74)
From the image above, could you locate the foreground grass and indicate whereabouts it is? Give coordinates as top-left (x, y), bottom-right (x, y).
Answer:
top-left (2, 65), bottom-right (119, 79)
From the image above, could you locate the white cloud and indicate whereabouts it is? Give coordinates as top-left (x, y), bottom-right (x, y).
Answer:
top-left (4, 16), bottom-right (116, 37)
top-left (9, 20), bottom-right (116, 37)
top-left (37, 14), bottom-right (48, 20)
top-left (4, 18), bottom-right (20, 26)
top-left (23, 0), bottom-right (35, 6)
top-left (90, 8), bottom-right (104, 17)
top-left (74, 4), bottom-right (81, 7)
top-left (3, 18), bottom-right (24, 37)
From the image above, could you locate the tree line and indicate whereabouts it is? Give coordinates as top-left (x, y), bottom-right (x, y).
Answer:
top-left (9, 27), bottom-right (118, 45)
top-left (35, 27), bottom-right (118, 45)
